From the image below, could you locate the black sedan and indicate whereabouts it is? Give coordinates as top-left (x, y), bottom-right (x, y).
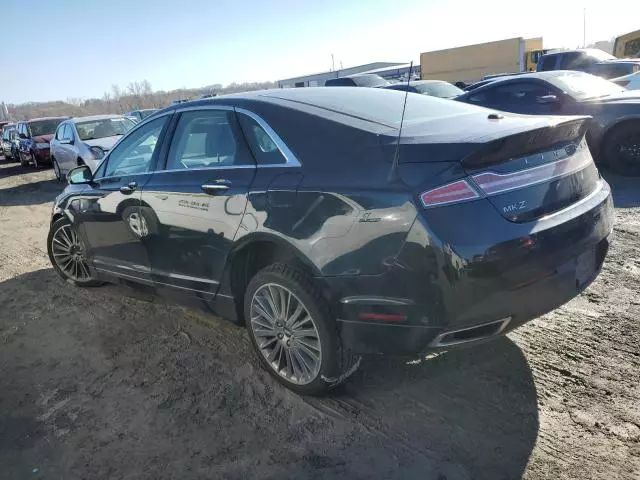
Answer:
top-left (383, 80), bottom-right (463, 98)
top-left (48, 88), bottom-right (613, 394)
top-left (456, 70), bottom-right (640, 175)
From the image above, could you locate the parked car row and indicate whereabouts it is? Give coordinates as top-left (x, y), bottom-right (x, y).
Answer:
top-left (1, 114), bottom-right (136, 174)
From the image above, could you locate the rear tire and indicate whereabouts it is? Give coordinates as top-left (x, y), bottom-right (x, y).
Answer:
top-left (47, 217), bottom-right (103, 287)
top-left (244, 263), bottom-right (360, 395)
top-left (602, 122), bottom-right (640, 176)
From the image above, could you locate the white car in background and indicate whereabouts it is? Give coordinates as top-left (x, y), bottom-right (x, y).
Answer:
top-left (50, 115), bottom-right (136, 180)
top-left (612, 71), bottom-right (640, 90)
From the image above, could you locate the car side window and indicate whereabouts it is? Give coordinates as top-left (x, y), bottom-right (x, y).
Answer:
top-left (101, 115), bottom-right (167, 178)
top-left (494, 83), bottom-right (553, 106)
top-left (165, 109), bottom-right (253, 170)
top-left (63, 125), bottom-right (74, 141)
top-left (238, 113), bottom-right (287, 165)
top-left (468, 87), bottom-right (497, 104)
top-left (55, 124), bottom-right (66, 140)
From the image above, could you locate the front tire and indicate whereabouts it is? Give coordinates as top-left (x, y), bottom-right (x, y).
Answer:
top-left (602, 122), bottom-right (640, 176)
top-left (47, 217), bottom-right (103, 287)
top-left (52, 158), bottom-right (63, 181)
top-left (244, 263), bottom-right (360, 395)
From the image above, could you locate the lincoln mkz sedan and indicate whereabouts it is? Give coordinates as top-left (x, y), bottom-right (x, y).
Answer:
top-left (47, 88), bottom-right (613, 394)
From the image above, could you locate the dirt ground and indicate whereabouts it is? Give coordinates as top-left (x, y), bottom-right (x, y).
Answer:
top-left (0, 159), bottom-right (638, 480)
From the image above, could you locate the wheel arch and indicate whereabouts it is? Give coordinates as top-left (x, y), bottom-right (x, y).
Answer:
top-left (219, 233), bottom-right (325, 324)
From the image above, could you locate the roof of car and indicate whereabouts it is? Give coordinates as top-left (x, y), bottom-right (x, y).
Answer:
top-left (25, 116), bottom-right (68, 123)
top-left (69, 114), bottom-right (127, 123)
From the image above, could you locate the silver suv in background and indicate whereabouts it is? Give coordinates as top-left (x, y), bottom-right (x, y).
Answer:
top-left (50, 115), bottom-right (135, 180)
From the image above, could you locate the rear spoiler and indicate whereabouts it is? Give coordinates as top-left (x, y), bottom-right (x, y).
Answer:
top-left (461, 117), bottom-right (590, 169)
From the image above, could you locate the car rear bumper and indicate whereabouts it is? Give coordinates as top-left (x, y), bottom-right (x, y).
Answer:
top-left (329, 180), bottom-right (613, 355)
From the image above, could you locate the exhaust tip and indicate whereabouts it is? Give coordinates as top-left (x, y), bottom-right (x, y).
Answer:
top-left (430, 317), bottom-right (511, 348)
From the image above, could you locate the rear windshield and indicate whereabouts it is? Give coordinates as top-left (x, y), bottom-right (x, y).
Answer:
top-left (352, 75), bottom-right (389, 87)
top-left (265, 88), bottom-right (482, 128)
top-left (413, 82), bottom-right (464, 98)
top-left (546, 72), bottom-right (626, 101)
top-left (29, 119), bottom-right (64, 137)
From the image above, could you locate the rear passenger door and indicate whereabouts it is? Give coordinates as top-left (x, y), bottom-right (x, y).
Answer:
top-left (139, 106), bottom-right (256, 295)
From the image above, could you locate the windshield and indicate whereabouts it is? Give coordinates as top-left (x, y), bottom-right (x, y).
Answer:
top-left (76, 117), bottom-right (135, 141)
top-left (354, 75), bottom-right (390, 87)
top-left (139, 109), bottom-right (159, 119)
top-left (29, 119), bottom-right (63, 137)
top-left (546, 72), bottom-right (626, 100)
top-left (414, 82), bottom-right (464, 98)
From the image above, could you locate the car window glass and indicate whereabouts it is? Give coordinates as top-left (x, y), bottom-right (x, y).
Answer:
top-left (64, 125), bottom-right (73, 141)
top-left (238, 113), bottom-right (287, 165)
top-left (55, 124), bottom-right (65, 140)
top-left (494, 83), bottom-right (553, 105)
top-left (166, 110), bottom-right (253, 170)
top-left (102, 115), bottom-right (167, 178)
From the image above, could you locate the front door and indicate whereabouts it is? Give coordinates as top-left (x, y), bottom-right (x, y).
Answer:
top-left (139, 107), bottom-right (256, 295)
top-left (79, 114), bottom-right (171, 281)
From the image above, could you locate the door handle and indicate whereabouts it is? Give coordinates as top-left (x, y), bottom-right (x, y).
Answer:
top-left (201, 184), bottom-right (229, 195)
top-left (120, 181), bottom-right (137, 195)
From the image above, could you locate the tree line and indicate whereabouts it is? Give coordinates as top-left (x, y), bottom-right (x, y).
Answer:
top-left (7, 80), bottom-right (277, 120)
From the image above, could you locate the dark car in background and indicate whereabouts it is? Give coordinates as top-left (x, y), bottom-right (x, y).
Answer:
top-left (324, 73), bottom-right (389, 87)
top-left (383, 80), bottom-right (463, 98)
top-left (124, 109), bottom-right (159, 122)
top-left (456, 70), bottom-right (640, 175)
top-left (537, 48), bottom-right (640, 80)
top-left (1, 124), bottom-right (19, 161)
top-left (16, 117), bottom-right (67, 168)
top-left (47, 88), bottom-right (612, 394)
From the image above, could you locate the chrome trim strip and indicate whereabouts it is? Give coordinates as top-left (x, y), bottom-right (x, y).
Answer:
top-left (471, 145), bottom-right (592, 196)
top-left (235, 107), bottom-right (302, 167)
top-left (95, 267), bottom-right (216, 292)
top-left (340, 296), bottom-right (415, 306)
top-left (429, 317), bottom-right (511, 348)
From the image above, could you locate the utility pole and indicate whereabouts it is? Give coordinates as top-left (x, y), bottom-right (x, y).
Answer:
top-left (331, 54), bottom-right (335, 72)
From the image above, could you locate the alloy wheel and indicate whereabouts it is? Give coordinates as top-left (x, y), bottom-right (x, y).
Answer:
top-left (250, 283), bottom-right (322, 385)
top-left (50, 224), bottom-right (92, 281)
top-left (127, 212), bottom-right (149, 237)
top-left (619, 134), bottom-right (640, 167)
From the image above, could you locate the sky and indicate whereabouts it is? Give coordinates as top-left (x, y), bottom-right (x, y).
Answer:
top-left (1, 0), bottom-right (639, 104)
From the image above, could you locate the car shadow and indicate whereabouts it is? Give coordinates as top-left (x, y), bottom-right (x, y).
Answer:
top-left (313, 337), bottom-right (539, 479)
top-left (0, 178), bottom-right (63, 206)
top-left (0, 162), bottom-right (29, 179)
top-left (603, 171), bottom-right (640, 208)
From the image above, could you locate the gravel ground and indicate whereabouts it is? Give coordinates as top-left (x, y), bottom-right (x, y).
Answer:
top-left (0, 158), bottom-right (638, 480)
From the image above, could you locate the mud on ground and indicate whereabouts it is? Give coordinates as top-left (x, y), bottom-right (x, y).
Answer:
top-left (0, 159), bottom-right (638, 479)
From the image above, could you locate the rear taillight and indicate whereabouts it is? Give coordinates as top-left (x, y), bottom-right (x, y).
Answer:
top-left (420, 180), bottom-right (479, 208)
top-left (616, 80), bottom-right (630, 87)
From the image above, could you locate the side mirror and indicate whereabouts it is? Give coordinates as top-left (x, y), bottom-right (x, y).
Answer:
top-left (536, 94), bottom-right (559, 104)
top-left (19, 133), bottom-right (27, 139)
top-left (67, 165), bottom-right (93, 185)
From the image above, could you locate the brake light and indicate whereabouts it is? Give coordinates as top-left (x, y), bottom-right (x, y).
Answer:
top-left (420, 180), bottom-right (480, 208)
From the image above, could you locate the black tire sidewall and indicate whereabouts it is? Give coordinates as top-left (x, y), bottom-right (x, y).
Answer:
top-left (603, 123), bottom-right (640, 176)
top-left (244, 264), bottom-right (344, 395)
top-left (47, 217), bottom-right (102, 287)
